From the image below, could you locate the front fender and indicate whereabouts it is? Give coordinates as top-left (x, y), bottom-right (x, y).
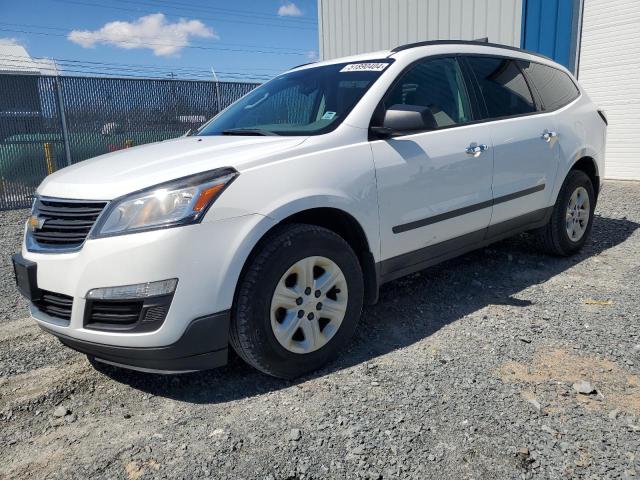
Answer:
top-left (212, 193), bottom-right (381, 311)
top-left (207, 214), bottom-right (278, 312)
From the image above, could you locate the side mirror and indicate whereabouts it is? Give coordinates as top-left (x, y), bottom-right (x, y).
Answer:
top-left (370, 104), bottom-right (437, 139)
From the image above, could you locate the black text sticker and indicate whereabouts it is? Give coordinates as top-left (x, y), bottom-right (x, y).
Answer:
top-left (340, 63), bottom-right (389, 73)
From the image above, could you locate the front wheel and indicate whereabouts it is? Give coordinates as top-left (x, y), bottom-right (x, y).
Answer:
top-left (534, 170), bottom-right (596, 256)
top-left (230, 224), bottom-right (364, 379)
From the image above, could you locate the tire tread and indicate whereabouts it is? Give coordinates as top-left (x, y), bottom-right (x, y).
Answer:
top-left (230, 223), bottom-right (362, 378)
top-left (534, 170), bottom-right (595, 256)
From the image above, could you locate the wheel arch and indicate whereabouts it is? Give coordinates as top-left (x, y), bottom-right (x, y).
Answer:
top-left (236, 206), bottom-right (379, 307)
top-left (569, 156), bottom-right (600, 198)
top-left (552, 149), bottom-right (601, 208)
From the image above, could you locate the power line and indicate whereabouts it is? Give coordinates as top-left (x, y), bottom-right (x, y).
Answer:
top-left (0, 56), bottom-right (275, 80)
top-left (127, 0), bottom-right (317, 22)
top-left (0, 27), bottom-right (309, 56)
top-left (110, 0), bottom-right (317, 24)
top-left (51, 0), bottom-right (317, 30)
top-left (0, 22), bottom-right (312, 54)
top-left (0, 64), bottom-right (263, 81)
top-left (0, 53), bottom-right (281, 76)
top-left (0, 39), bottom-right (294, 74)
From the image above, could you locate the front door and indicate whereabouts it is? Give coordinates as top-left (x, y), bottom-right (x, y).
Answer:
top-left (371, 56), bottom-right (494, 277)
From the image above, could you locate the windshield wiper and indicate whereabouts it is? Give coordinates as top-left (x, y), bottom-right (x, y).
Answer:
top-left (221, 128), bottom-right (278, 136)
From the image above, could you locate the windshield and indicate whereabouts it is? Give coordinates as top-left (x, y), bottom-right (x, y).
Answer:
top-left (197, 61), bottom-right (393, 136)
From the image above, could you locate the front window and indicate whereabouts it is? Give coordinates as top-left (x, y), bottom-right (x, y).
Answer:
top-left (198, 61), bottom-right (393, 136)
top-left (382, 57), bottom-right (472, 128)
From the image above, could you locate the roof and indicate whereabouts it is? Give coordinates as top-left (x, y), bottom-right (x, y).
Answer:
top-left (289, 49), bottom-right (392, 71)
top-left (293, 40), bottom-right (554, 73)
top-left (0, 42), bottom-right (58, 75)
top-left (390, 40), bottom-right (552, 61)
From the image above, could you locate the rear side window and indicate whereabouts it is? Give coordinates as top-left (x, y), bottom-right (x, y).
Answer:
top-left (383, 57), bottom-right (472, 128)
top-left (519, 61), bottom-right (580, 110)
top-left (466, 56), bottom-right (536, 119)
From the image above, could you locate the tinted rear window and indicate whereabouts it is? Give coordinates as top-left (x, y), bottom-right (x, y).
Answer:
top-left (519, 61), bottom-right (580, 111)
top-left (466, 56), bottom-right (536, 119)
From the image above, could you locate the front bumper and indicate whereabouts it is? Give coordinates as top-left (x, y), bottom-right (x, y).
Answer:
top-left (40, 311), bottom-right (230, 373)
top-left (20, 213), bottom-right (275, 355)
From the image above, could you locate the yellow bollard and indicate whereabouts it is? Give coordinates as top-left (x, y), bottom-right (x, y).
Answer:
top-left (124, 139), bottom-right (134, 148)
top-left (44, 143), bottom-right (55, 175)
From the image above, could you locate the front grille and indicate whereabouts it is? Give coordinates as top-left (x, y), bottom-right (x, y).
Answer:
top-left (33, 290), bottom-right (73, 322)
top-left (29, 198), bottom-right (107, 250)
top-left (84, 295), bottom-right (172, 333)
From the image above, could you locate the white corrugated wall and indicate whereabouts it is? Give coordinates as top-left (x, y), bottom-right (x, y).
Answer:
top-left (578, 0), bottom-right (640, 180)
top-left (318, 0), bottom-right (523, 60)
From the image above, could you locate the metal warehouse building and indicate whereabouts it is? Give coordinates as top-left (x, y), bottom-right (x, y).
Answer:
top-left (317, 0), bottom-right (640, 180)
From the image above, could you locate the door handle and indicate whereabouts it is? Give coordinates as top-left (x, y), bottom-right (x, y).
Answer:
top-left (541, 130), bottom-right (558, 142)
top-left (465, 143), bottom-right (489, 157)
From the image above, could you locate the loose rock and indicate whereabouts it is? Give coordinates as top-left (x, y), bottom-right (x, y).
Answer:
top-left (53, 406), bottom-right (69, 418)
top-left (1, 182), bottom-right (639, 479)
top-left (573, 380), bottom-right (597, 395)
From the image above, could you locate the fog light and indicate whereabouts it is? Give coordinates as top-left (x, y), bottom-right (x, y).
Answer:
top-left (86, 279), bottom-right (178, 300)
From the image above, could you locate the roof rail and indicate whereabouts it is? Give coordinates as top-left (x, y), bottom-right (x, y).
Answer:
top-left (390, 39), bottom-right (552, 61)
top-left (290, 61), bottom-right (317, 70)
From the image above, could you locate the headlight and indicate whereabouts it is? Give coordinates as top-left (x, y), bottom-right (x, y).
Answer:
top-left (93, 168), bottom-right (237, 237)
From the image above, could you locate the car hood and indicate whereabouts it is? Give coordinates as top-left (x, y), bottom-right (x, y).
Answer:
top-left (37, 135), bottom-right (308, 200)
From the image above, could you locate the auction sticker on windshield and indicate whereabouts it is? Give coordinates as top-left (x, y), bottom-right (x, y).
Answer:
top-left (340, 63), bottom-right (389, 72)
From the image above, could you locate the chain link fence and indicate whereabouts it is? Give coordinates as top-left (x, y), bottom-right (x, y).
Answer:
top-left (0, 73), bottom-right (259, 210)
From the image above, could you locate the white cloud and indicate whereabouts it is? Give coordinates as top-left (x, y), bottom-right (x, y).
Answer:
top-left (278, 2), bottom-right (303, 17)
top-left (0, 37), bottom-right (21, 46)
top-left (68, 13), bottom-right (217, 57)
top-left (306, 50), bottom-right (318, 61)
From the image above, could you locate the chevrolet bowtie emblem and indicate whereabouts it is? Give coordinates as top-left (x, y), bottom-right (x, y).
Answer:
top-left (27, 215), bottom-right (45, 231)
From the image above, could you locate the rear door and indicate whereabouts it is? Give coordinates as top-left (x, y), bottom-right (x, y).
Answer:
top-left (464, 56), bottom-right (558, 227)
top-left (518, 59), bottom-right (583, 191)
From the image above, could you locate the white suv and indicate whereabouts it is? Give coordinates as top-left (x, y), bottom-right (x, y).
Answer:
top-left (13, 41), bottom-right (607, 378)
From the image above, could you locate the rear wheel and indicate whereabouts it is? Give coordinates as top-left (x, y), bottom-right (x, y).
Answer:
top-left (230, 224), bottom-right (364, 379)
top-left (534, 170), bottom-right (596, 256)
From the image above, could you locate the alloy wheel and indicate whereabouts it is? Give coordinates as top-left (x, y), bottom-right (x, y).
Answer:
top-left (270, 256), bottom-right (348, 354)
top-left (565, 186), bottom-right (591, 241)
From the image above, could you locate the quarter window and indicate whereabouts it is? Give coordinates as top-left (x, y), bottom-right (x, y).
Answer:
top-left (519, 61), bottom-right (580, 110)
top-left (384, 57), bottom-right (471, 128)
top-left (466, 56), bottom-right (536, 118)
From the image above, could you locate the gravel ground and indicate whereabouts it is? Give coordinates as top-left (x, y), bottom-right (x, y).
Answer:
top-left (1, 180), bottom-right (639, 480)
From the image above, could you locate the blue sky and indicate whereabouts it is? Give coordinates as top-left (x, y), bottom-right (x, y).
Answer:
top-left (0, 0), bottom-right (319, 82)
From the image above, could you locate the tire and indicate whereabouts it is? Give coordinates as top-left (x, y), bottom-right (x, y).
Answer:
top-left (534, 170), bottom-right (596, 256)
top-left (230, 224), bottom-right (364, 379)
